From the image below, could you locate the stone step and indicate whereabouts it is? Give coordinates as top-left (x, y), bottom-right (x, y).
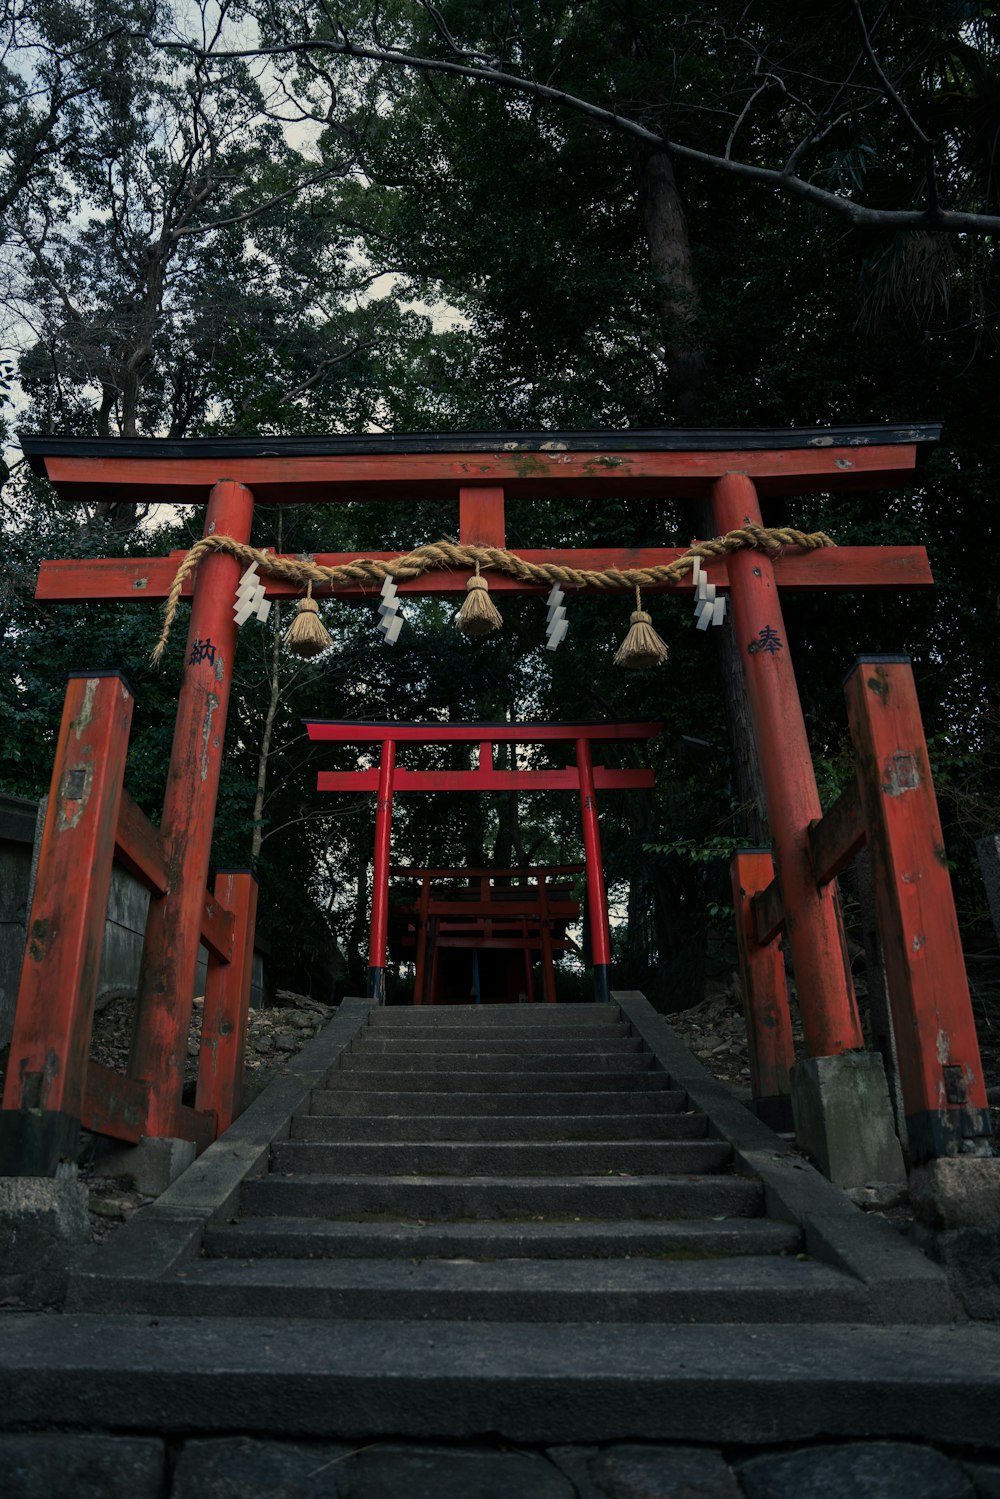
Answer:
top-left (309, 1088), bottom-right (689, 1117)
top-left (368, 1003), bottom-right (616, 1026)
top-left (239, 1173), bottom-right (763, 1221)
top-left (363, 1022), bottom-right (633, 1042)
top-left (337, 1050), bottom-right (656, 1073)
top-left (203, 1216), bottom-right (802, 1262)
top-left (320, 1070), bottom-right (675, 1094)
top-left (270, 1138), bottom-right (731, 1177)
top-left (352, 1033), bottom-right (642, 1055)
top-left (70, 1255), bottom-right (871, 1323)
top-left (2, 1315), bottom-right (996, 1444)
top-left (290, 1111), bottom-right (707, 1143)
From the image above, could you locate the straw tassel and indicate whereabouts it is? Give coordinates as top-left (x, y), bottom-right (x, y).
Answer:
top-left (284, 580), bottom-right (332, 658)
top-left (614, 586), bottom-right (669, 670)
top-left (455, 561), bottom-right (502, 637)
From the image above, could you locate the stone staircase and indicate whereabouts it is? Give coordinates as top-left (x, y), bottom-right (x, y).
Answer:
top-left (4, 993), bottom-right (998, 1451)
top-left (175, 1001), bottom-right (862, 1321)
top-left (69, 1001), bottom-right (923, 1324)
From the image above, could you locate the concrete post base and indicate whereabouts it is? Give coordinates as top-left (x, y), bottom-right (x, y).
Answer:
top-left (790, 1051), bottom-right (906, 1188)
top-left (96, 1137), bottom-right (196, 1196)
top-left (0, 1172), bottom-right (89, 1278)
top-left (909, 1157), bottom-right (1000, 1230)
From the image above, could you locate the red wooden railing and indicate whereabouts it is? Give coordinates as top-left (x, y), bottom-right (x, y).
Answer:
top-left (731, 656), bottom-right (991, 1163)
top-left (0, 671), bottom-right (257, 1175)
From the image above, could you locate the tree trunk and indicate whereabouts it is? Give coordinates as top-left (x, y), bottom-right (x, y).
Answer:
top-left (642, 152), bottom-right (771, 842)
top-left (641, 149), bottom-right (707, 420)
top-left (347, 846), bottom-right (370, 992)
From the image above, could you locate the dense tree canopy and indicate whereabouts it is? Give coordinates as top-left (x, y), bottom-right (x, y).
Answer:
top-left (1, 0), bottom-right (998, 1004)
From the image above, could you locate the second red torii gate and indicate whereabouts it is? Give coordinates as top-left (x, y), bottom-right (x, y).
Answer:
top-left (305, 720), bottom-right (662, 1003)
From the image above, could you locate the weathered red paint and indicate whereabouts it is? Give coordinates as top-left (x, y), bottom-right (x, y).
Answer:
top-left (750, 782), bottom-right (866, 944)
top-left (711, 473), bottom-right (863, 1059)
top-left (844, 659), bottom-right (990, 1158)
top-left (36, 546), bottom-right (933, 603)
top-left (82, 1063), bottom-right (150, 1143)
top-left (808, 781), bottom-right (867, 888)
top-left (730, 850), bottom-right (795, 1101)
top-left (200, 889), bottom-right (236, 964)
top-left (459, 485), bottom-right (506, 545)
top-left (114, 790), bottom-right (170, 895)
top-left (128, 480), bottom-right (254, 1137)
top-left (38, 442), bottom-right (922, 506)
top-left (751, 879), bottom-right (786, 949)
top-left (576, 738), bottom-right (612, 971)
top-left (2, 673), bottom-right (133, 1121)
top-left (197, 871), bottom-right (258, 1133)
top-left (369, 740), bottom-right (396, 974)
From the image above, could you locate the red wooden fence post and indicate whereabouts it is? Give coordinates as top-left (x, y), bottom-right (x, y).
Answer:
top-left (0, 671), bottom-right (133, 1174)
top-left (368, 738), bottom-right (396, 1003)
top-left (730, 848), bottom-right (795, 1127)
top-left (196, 869), bottom-right (259, 1133)
top-left (844, 657), bottom-right (991, 1160)
top-left (576, 738), bottom-right (612, 1004)
top-left (711, 472), bottom-right (863, 1058)
top-left (129, 479), bottom-right (254, 1139)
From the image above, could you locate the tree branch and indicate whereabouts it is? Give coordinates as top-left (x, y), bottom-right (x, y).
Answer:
top-left (156, 29), bottom-right (1000, 234)
top-left (851, 0), bottom-right (940, 218)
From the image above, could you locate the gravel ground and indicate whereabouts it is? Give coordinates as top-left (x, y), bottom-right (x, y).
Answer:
top-left (0, 989), bottom-right (336, 1251)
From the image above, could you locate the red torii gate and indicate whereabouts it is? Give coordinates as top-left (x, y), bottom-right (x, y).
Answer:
top-left (305, 720), bottom-right (661, 1003)
top-left (387, 865), bottom-right (584, 1006)
top-left (4, 422), bottom-right (985, 1175)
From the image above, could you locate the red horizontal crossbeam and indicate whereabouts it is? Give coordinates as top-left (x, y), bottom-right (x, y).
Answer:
top-left (310, 721), bottom-right (658, 745)
top-left (317, 767), bottom-right (654, 793)
top-left (431, 935), bottom-right (576, 951)
top-left (35, 545), bottom-right (933, 602)
top-left (82, 1063), bottom-right (150, 1144)
top-left (36, 444), bottom-right (923, 505)
top-left (114, 784), bottom-right (237, 962)
top-left (114, 790), bottom-right (169, 895)
top-left (201, 890), bottom-right (235, 964)
top-left (389, 865), bottom-right (584, 879)
top-left (396, 900), bottom-right (579, 920)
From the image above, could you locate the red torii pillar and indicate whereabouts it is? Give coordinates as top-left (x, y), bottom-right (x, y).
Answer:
top-left (576, 738), bottom-right (612, 1004)
top-left (368, 739), bottom-right (396, 1005)
top-left (713, 472), bottom-right (863, 1057)
top-left (128, 479), bottom-right (255, 1136)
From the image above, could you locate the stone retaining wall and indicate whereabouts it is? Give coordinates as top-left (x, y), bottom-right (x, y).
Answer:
top-left (0, 1434), bottom-right (996, 1498)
